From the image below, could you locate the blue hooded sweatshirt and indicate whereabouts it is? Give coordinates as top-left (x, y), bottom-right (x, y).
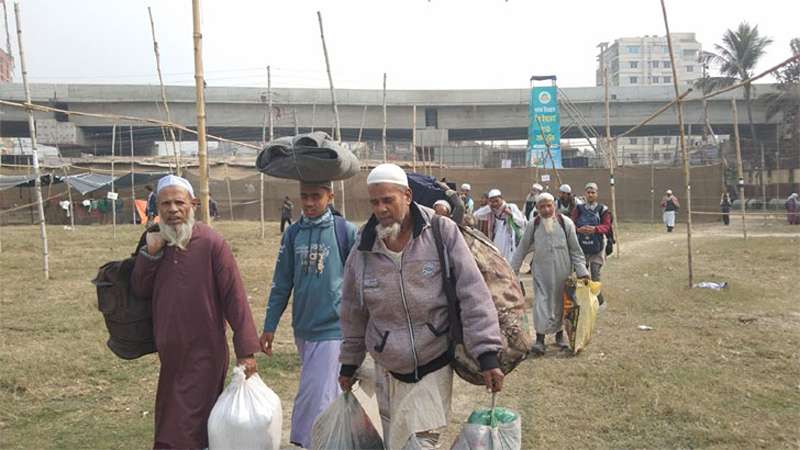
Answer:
top-left (263, 209), bottom-right (357, 341)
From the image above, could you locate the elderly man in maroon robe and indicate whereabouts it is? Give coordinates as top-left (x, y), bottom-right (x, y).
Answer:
top-left (132, 175), bottom-right (261, 449)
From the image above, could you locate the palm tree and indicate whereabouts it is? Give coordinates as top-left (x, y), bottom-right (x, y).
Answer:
top-left (709, 22), bottom-right (773, 146)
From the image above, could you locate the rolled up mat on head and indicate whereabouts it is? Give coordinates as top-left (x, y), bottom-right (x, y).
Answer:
top-left (256, 132), bottom-right (361, 182)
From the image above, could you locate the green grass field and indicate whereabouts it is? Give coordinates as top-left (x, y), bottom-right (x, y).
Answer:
top-left (1, 220), bottom-right (798, 449)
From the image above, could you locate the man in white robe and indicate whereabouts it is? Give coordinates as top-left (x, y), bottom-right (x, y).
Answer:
top-left (510, 192), bottom-right (589, 356)
top-left (473, 189), bottom-right (527, 262)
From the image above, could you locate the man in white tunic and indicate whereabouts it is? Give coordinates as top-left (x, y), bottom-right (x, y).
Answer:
top-left (473, 189), bottom-right (527, 262)
top-left (510, 192), bottom-right (589, 356)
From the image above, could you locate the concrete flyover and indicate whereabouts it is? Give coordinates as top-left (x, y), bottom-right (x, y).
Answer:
top-left (0, 82), bottom-right (780, 155)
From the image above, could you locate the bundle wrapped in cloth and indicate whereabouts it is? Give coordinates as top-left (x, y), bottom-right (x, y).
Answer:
top-left (562, 276), bottom-right (601, 355)
top-left (256, 131), bottom-right (361, 182)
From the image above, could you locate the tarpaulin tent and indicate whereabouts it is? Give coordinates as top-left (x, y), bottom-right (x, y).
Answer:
top-left (63, 171), bottom-right (170, 195)
top-left (0, 174), bottom-right (61, 191)
top-left (64, 173), bottom-right (116, 195)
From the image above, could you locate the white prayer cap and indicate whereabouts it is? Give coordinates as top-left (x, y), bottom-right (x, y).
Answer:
top-left (532, 183), bottom-right (543, 191)
top-left (585, 182), bottom-right (598, 191)
top-left (666, 189), bottom-right (673, 194)
top-left (559, 184), bottom-right (572, 194)
top-left (433, 199), bottom-right (451, 212)
top-left (367, 163), bottom-right (408, 187)
top-left (487, 189), bottom-right (502, 198)
top-left (157, 175), bottom-right (195, 198)
top-left (537, 192), bottom-right (555, 204)
top-left (461, 183), bottom-right (471, 191)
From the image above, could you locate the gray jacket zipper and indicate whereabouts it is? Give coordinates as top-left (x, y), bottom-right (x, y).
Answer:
top-left (397, 251), bottom-right (420, 381)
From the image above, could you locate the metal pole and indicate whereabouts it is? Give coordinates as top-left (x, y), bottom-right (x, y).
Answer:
top-left (775, 121), bottom-right (781, 200)
top-left (731, 98), bottom-right (747, 239)
top-left (14, 1), bottom-right (48, 279)
top-left (192, 0), bottom-right (210, 224)
top-left (661, 0), bottom-right (693, 286)
top-left (650, 141), bottom-right (655, 224)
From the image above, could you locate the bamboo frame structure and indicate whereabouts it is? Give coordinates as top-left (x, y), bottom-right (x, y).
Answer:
top-left (602, 62), bottom-right (621, 258)
top-left (411, 105), bottom-right (417, 171)
top-left (148, 6), bottom-right (181, 175)
top-left (661, 0), bottom-right (694, 286)
top-left (110, 123), bottom-right (117, 239)
top-left (14, 2), bottom-right (49, 279)
top-left (316, 11), bottom-right (346, 217)
top-left (382, 73), bottom-right (388, 162)
top-left (731, 98), bottom-right (747, 239)
top-left (130, 125), bottom-right (136, 224)
top-left (191, 0), bottom-right (210, 224)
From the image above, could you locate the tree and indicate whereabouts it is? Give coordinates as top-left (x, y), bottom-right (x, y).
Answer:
top-left (710, 22), bottom-right (773, 147)
top-left (760, 38), bottom-right (800, 155)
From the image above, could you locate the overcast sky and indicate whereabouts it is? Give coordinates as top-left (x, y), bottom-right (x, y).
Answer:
top-left (7, 0), bottom-right (798, 90)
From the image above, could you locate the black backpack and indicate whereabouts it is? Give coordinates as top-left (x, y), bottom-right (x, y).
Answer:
top-left (92, 232), bottom-right (156, 360)
top-left (574, 204), bottom-right (606, 256)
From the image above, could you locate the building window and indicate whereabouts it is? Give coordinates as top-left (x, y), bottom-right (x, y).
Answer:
top-left (686, 65), bottom-right (694, 72)
top-left (663, 61), bottom-right (671, 68)
top-left (662, 153), bottom-right (671, 160)
top-left (650, 60), bottom-right (659, 68)
top-left (651, 76), bottom-right (660, 83)
top-left (682, 49), bottom-right (697, 58)
top-left (663, 76), bottom-right (672, 83)
top-left (425, 108), bottom-right (438, 128)
top-left (627, 46), bottom-right (640, 53)
top-left (629, 61), bottom-right (639, 69)
top-left (629, 138), bottom-right (638, 145)
top-left (653, 152), bottom-right (661, 160)
top-left (662, 137), bottom-right (671, 145)
top-left (629, 76), bottom-right (638, 84)
top-left (652, 137), bottom-right (660, 145)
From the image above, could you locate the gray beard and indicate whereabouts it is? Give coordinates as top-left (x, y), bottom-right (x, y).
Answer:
top-left (541, 216), bottom-right (555, 234)
top-left (160, 209), bottom-right (195, 251)
top-left (376, 221), bottom-right (402, 243)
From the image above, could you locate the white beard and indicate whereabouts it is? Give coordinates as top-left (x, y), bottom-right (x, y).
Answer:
top-left (376, 221), bottom-right (402, 243)
top-left (541, 216), bottom-right (555, 234)
top-left (160, 208), bottom-right (195, 251)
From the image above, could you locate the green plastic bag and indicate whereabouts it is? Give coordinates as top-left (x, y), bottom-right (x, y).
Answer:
top-left (467, 407), bottom-right (518, 427)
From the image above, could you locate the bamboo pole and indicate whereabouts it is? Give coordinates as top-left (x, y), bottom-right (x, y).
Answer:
top-left (148, 6), bottom-right (181, 175)
top-left (317, 12), bottom-right (341, 143)
top-left (760, 143), bottom-right (767, 220)
top-left (661, 0), bottom-right (693, 287)
top-left (62, 167), bottom-right (75, 230)
top-left (14, 1), bottom-right (48, 279)
top-left (0, 100), bottom-right (262, 152)
top-left (268, 66), bottom-right (274, 142)
top-left (192, 0), bottom-right (210, 224)
top-left (311, 103), bottom-right (316, 132)
top-left (357, 104), bottom-right (367, 144)
top-left (130, 125), bottom-right (136, 224)
top-left (731, 98), bottom-right (747, 239)
top-left (775, 121), bottom-right (781, 200)
top-left (650, 142), bottom-right (656, 224)
top-left (411, 105), bottom-right (417, 171)
top-left (225, 163), bottom-right (234, 221)
top-left (293, 108), bottom-right (299, 135)
top-left (382, 73), bottom-right (388, 162)
top-left (602, 63), bottom-right (620, 258)
top-left (111, 123), bottom-right (117, 239)
top-left (616, 89), bottom-right (692, 139)
top-left (316, 11), bottom-right (346, 217)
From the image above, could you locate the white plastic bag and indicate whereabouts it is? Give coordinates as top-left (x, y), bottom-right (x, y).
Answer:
top-left (310, 392), bottom-right (384, 450)
top-left (451, 407), bottom-right (522, 450)
top-left (208, 365), bottom-right (282, 450)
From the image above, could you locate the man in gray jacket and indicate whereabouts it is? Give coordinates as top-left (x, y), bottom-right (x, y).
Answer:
top-left (338, 163), bottom-right (504, 449)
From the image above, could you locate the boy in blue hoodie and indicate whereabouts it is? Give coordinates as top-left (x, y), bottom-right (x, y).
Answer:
top-left (260, 180), bottom-right (357, 449)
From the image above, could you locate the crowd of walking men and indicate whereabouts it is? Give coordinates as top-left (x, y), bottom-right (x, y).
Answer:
top-left (134, 165), bottom-right (620, 449)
